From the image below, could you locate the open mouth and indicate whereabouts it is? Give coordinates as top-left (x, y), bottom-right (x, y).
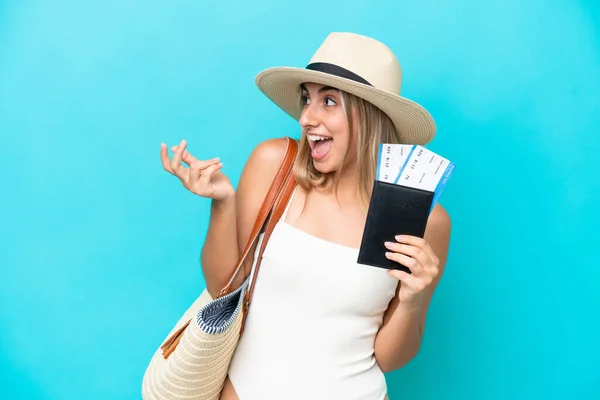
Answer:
top-left (307, 134), bottom-right (333, 161)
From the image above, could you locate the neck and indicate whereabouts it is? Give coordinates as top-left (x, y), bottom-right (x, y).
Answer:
top-left (328, 161), bottom-right (361, 201)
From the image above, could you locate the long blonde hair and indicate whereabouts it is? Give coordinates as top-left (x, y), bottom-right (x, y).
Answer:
top-left (293, 89), bottom-right (401, 209)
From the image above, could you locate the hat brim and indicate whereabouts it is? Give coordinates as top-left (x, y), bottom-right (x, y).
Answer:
top-left (255, 67), bottom-right (436, 145)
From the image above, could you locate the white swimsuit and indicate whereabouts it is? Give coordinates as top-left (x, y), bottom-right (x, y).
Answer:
top-left (227, 188), bottom-right (398, 399)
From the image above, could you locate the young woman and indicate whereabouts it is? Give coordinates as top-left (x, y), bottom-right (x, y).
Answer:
top-left (160, 32), bottom-right (451, 400)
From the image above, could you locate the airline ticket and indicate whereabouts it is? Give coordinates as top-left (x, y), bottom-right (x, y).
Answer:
top-left (377, 143), bottom-right (455, 211)
top-left (376, 143), bottom-right (413, 183)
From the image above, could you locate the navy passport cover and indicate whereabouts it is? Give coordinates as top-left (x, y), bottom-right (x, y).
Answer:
top-left (357, 180), bottom-right (434, 273)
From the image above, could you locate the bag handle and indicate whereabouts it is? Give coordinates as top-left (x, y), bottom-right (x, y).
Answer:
top-left (218, 137), bottom-right (298, 297)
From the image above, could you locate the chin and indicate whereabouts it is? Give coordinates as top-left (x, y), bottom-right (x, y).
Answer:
top-left (312, 158), bottom-right (339, 174)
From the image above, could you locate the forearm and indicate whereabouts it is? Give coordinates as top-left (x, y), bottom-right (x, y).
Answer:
top-left (374, 302), bottom-right (423, 373)
top-left (200, 194), bottom-right (239, 297)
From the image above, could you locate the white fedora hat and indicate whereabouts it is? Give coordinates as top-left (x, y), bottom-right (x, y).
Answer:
top-left (255, 32), bottom-right (436, 145)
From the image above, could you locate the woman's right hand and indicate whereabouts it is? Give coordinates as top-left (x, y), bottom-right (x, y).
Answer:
top-left (160, 139), bottom-right (235, 201)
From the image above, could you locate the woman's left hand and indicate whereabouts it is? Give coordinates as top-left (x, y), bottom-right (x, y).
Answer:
top-left (384, 235), bottom-right (440, 307)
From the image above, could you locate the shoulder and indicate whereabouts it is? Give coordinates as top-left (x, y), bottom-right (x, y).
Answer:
top-left (235, 137), bottom-right (295, 246)
top-left (428, 203), bottom-right (451, 233)
top-left (238, 136), bottom-right (295, 192)
top-left (246, 137), bottom-right (292, 169)
top-left (237, 137), bottom-right (294, 192)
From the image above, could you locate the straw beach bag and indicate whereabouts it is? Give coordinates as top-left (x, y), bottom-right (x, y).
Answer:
top-left (142, 137), bottom-right (298, 399)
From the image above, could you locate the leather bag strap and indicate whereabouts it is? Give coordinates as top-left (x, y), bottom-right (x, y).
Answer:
top-left (218, 137), bottom-right (298, 297)
top-left (239, 165), bottom-right (297, 333)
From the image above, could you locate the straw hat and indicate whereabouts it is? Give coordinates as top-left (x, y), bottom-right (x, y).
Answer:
top-left (255, 32), bottom-right (436, 145)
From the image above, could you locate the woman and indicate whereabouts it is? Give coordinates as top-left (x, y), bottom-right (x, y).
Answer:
top-left (160, 32), bottom-right (451, 400)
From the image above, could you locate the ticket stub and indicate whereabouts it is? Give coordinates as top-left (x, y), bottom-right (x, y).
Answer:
top-left (394, 145), bottom-right (452, 192)
top-left (376, 143), bottom-right (413, 183)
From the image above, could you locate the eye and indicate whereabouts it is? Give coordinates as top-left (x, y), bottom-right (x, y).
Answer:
top-left (325, 97), bottom-right (337, 106)
top-left (301, 94), bottom-right (310, 105)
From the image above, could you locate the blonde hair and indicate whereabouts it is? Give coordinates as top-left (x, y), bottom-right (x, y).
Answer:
top-left (293, 89), bottom-right (401, 209)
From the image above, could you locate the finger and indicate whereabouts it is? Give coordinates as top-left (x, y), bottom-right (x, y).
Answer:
top-left (171, 145), bottom-right (186, 163)
top-left (395, 235), bottom-right (436, 259)
top-left (194, 157), bottom-right (221, 170)
top-left (189, 160), bottom-right (201, 183)
top-left (160, 143), bottom-right (175, 174)
top-left (387, 269), bottom-right (421, 288)
top-left (385, 241), bottom-right (433, 269)
top-left (385, 251), bottom-right (425, 275)
top-left (171, 145), bottom-right (221, 170)
top-left (189, 157), bottom-right (222, 180)
top-left (171, 146), bottom-right (195, 167)
top-left (197, 162), bottom-right (223, 186)
top-left (394, 234), bottom-right (429, 249)
top-left (170, 140), bottom-right (187, 176)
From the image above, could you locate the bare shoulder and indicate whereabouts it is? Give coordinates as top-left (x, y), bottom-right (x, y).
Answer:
top-left (238, 137), bottom-right (292, 194)
top-left (245, 137), bottom-right (291, 171)
top-left (235, 137), bottom-right (294, 255)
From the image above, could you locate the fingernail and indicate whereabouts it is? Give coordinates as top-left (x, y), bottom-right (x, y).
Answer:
top-left (395, 235), bottom-right (406, 241)
top-left (384, 242), bottom-right (393, 249)
top-left (385, 252), bottom-right (392, 258)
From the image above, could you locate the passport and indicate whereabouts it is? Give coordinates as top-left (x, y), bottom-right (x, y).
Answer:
top-left (358, 144), bottom-right (455, 272)
top-left (394, 145), bottom-right (455, 212)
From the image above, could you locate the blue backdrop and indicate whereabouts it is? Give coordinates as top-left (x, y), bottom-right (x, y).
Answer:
top-left (1, 1), bottom-right (599, 399)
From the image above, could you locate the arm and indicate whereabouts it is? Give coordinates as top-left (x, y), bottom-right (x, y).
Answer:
top-left (373, 204), bottom-right (452, 372)
top-left (200, 191), bottom-right (239, 298)
top-left (201, 138), bottom-right (291, 297)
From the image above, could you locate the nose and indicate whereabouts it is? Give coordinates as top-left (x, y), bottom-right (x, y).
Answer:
top-left (299, 100), bottom-right (320, 130)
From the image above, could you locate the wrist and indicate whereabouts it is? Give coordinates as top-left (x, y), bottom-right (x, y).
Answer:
top-left (212, 191), bottom-right (235, 209)
top-left (397, 298), bottom-right (424, 314)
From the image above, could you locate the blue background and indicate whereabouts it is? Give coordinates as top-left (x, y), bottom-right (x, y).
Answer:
top-left (1, 0), bottom-right (599, 399)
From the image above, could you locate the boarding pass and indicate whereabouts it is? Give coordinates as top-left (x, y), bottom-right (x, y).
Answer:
top-left (377, 143), bottom-right (455, 211)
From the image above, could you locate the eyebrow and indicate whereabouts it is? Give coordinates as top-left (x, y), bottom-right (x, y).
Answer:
top-left (300, 84), bottom-right (339, 94)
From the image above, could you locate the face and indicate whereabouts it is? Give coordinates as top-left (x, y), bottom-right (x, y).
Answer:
top-left (299, 82), bottom-right (357, 174)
